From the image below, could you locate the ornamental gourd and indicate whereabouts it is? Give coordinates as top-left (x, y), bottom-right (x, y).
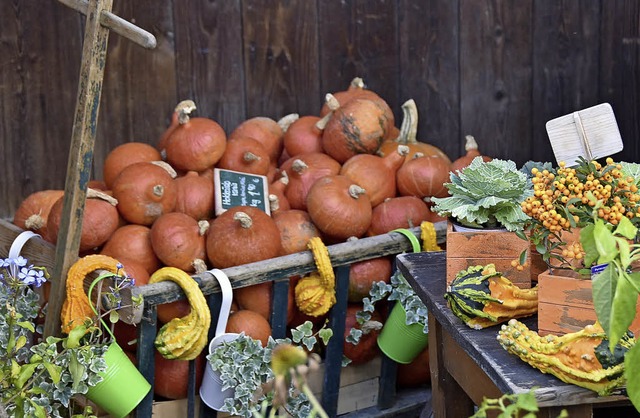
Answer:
top-left (60, 254), bottom-right (123, 334)
top-left (151, 267), bottom-right (211, 360)
top-left (498, 319), bottom-right (634, 396)
top-left (445, 264), bottom-right (538, 329)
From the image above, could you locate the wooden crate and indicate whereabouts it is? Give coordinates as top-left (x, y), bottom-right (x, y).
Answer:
top-left (538, 268), bottom-right (640, 336)
top-left (446, 222), bottom-right (531, 288)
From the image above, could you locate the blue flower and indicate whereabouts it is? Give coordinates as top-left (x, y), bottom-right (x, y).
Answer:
top-left (18, 266), bottom-right (46, 287)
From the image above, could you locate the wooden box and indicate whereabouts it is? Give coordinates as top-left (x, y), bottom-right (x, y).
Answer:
top-left (538, 269), bottom-right (640, 336)
top-left (446, 222), bottom-right (531, 288)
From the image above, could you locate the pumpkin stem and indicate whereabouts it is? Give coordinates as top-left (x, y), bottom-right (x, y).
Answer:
top-left (233, 211), bottom-right (253, 229)
top-left (315, 93), bottom-right (340, 131)
top-left (197, 220), bottom-right (210, 236)
top-left (243, 152), bottom-right (261, 163)
top-left (348, 184), bottom-right (366, 199)
top-left (152, 185), bottom-right (165, 198)
top-left (87, 187), bottom-right (118, 206)
top-left (397, 99), bottom-right (419, 145)
top-left (152, 160), bottom-right (178, 178)
top-left (349, 77), bottom-right (365, 90)
top-left (465, 135), bottom-right (479, 151)
top-left (175, 100), bottom-right (197, 124)
top-left (397, 145), bottom-right (410, 156)
top-left (279, 170), bottom-right (290, 185)
top-left (192, 258), bottom-right (207, 274)
top-left (291, 159), bottom-right (308, 174)
top-left (269, 194), bottom-right (280, 213)
top-left (277, 113), bottom-right (300, 132)
top-left (25, 214), bottom-right (45, 231)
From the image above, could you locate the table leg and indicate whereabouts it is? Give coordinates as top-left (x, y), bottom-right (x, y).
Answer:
top-left (428, 314), bottom-right (475, 418)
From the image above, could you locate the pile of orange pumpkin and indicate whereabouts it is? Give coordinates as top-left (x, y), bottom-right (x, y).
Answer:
top-left (13, 78), bottom-right (490, 398)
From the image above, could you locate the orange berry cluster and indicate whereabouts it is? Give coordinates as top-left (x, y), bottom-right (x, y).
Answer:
top-left (522, 158), bottom-right (640, 232)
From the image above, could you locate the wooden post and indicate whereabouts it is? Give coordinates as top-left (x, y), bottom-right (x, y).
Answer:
top-left (44, 0), bottom-right (156, 337)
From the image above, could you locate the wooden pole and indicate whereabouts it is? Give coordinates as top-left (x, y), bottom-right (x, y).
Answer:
top-left (44, 0), bottom-right (156, 337)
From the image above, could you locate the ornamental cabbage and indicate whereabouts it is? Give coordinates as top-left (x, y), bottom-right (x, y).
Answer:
top-left (431, 156), bottom-right (533, 231)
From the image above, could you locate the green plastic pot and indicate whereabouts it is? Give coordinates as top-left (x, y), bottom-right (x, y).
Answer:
top-left (86, 342), bottom-right (151, 418)
top-left (377, 303), bottom-right (428, 364)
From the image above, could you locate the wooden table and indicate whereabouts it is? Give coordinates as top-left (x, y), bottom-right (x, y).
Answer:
top-left (395, 251), bottom-right (637, 418)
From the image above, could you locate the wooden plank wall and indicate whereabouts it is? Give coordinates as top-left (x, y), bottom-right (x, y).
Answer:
top-left (0, 0), bottom-right (638, 220)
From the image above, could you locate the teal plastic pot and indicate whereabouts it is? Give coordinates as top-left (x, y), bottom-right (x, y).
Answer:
top-left (377, 303), bottom-right (428, 364)
top-left (86, 343), bottom-right (151, 418)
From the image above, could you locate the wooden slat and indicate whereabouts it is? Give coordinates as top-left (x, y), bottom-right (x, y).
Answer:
top-left (459, 0), bottom-right (534, 164)
top-left (0, 1), bottom-right (82, 218)
top-left (241, 0), bottom-right (321, 121)
top-left (531, 0), bottom-right (601, 163)
top-left (173, 0), bottom-right (245, 132)
top-left (398, 0), bottom-right (461, 161)
top-left (601, 0), bottom-right (640, 163)
top-left (317, 0), bottom-right (400, 117)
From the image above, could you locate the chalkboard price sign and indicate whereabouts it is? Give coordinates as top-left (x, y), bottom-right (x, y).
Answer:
top-left (213, 168), bottom-right (270, 216)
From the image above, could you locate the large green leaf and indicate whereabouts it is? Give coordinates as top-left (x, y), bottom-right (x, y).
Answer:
top-left (625, 343), bottom-right (640, 412)
top-left (592, 264), bottom-right (616, 335)
top-left (609, 272), bottom-right (638, 349)
top-left (594, 221), bottom-right (617, 264)
top-left (580, 224), bottom-right (598, 267)
top-left (615, 215), bottom-right (638, 240)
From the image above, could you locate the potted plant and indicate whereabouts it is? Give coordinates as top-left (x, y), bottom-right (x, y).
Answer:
top-left (521, 157), bottom-right (640, 271)
top-left (0, 255), bottom-right (113, 417)
top-left (347, 227), bottom-right (433, 365)
top-left (430, 156), bottom-right (534, 287)
top-left (0, 230), bottom-right (149, 418)
top-left (520, 157), bottom-right (640, 336)
top-left (204, 321), bottom-right (332, 418)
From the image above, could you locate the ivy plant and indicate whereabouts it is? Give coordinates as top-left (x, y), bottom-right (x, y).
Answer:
top-left (207, 321), bottom-right (332, 418)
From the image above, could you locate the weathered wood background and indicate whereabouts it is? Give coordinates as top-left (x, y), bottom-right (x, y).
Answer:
top-left (1, 0), bottom-right (638, 220)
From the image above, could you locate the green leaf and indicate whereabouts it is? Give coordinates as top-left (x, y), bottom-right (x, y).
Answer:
top-left (109, 309), bottom-right (120, 323)
top-left (65, 325), bottom-right (86, 349)
top-left (16, 320), bottom-right (35, 333)
top-left (16, 363), bottom-right (37, 389)
top-left (43, 361), bottom-right (62, 384)
top-left (579, 224), bottom-right (598, 267)
top-left (318, 328), bottom-right (333, 345)
top-left (514, 391), bottom-right (539, 412)
top-left (625, 343), bottom-right (640, 412)
top-left (69, 351), bottom-right (86, 392)
top-left (592, 264), bottom-right (616, 335)
top-left (594, 220), bottom-right (617, 264)
top-left (609, 272), bottom-right (637, 349)
top-left (15, 335), bottom-right (28, 351)
top-left (617, 237), bottom-right (631, 268)
top-left (615, 215), bottom-right (638, 240)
